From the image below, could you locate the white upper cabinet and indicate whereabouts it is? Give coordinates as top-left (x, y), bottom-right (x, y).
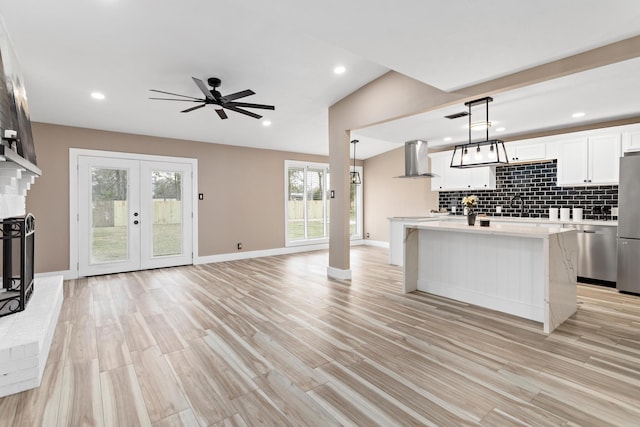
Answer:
top-left (589, 134), bottom-right (621, 184)
top-left (622, 131), bottom-right (640, 152)
top-left (429, 151), bottom-right (496, 191)
top-left (557, 138), bottom-right (589, 185)
top-left (429, 152), bottom-right (447, 191)
top-left (505, 141), bottom-right (547, 163)
top-left (556, 134), bottom-right (620, 186)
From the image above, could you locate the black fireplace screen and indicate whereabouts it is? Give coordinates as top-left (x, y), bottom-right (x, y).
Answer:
top-left (0, 213), bottom-right (34, 317)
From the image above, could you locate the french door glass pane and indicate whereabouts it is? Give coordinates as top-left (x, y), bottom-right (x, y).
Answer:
top-left (306, 168), bottom-right (325, 239)
top-left (91, 167), bottom-right (128, 263)
top-left (151, 170), bottom-right (183, 257)
top-left (287, 167), bottom-right (305, 240)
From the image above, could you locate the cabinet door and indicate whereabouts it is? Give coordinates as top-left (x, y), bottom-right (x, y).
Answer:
top-left (623, 132), bottom-right (640, 152)
top-left (429, 154), bottom-right (446, 191)
top-left (516, 144), bottom-right (546, 162)
top-left (556, 138), bottom-right (588, 186)
top-left (444, 164), bottom-right (470, 189)
top-left (589, 134), bottom-right (620, 184)
top-left (470, 166), bottom-right (496, 189)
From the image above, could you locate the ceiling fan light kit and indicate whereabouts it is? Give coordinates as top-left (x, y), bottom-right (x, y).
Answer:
top-left (149, 77), bottom-right (275, 120)
top-left (450, 96), bottom-right (508, 169)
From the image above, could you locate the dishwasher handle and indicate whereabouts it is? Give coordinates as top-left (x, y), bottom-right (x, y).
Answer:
top-left (582, 230), bottom-right (596, 234)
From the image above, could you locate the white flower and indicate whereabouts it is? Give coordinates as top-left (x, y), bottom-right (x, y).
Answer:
top-left (462, 195), bottom-right (478, 208)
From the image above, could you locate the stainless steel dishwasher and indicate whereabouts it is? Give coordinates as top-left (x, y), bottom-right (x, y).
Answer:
top-left (564, 224), bottom-right (617, 284)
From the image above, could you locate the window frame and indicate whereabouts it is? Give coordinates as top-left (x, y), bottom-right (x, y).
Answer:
top-left (284, 160), bottom-right (363, 246)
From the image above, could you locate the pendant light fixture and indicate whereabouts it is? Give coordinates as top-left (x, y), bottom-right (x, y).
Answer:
top-left (450, 97), bottom-right (509, 168)
top-left (350, 139), bottom-right (361, 185)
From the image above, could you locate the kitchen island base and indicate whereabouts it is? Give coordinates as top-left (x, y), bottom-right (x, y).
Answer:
top-left (404, 222), bottom-right (578, 334)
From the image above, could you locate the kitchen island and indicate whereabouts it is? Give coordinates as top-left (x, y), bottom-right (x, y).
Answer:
top-left (404, 221), bottom-right (578, 333)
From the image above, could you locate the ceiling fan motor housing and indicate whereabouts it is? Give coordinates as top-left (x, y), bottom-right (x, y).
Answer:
top-left (207, 77), bottom-right (222, 88)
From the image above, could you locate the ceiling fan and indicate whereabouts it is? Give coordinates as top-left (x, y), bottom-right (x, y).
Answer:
top-left (149, 77), bottom-right (275, 120)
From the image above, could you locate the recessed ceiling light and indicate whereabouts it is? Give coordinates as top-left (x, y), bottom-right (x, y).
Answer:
top-left (262, 120), bottom-right (272, 127)
top-left (495, 127), bottom-right (506, 132)
top-left (333, 65), bottom-right (346, 75)
top-left (444, 137), bottom-right (452, 141)
top-left (91, 92), bottom-right (105, 100)
top-left (572, 112), bottom-right (586, 118)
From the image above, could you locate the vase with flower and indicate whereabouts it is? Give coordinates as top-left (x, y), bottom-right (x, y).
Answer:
top-left (462, 195), bottom-right (478, 226)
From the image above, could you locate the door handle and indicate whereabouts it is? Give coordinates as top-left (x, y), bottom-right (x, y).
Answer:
top-left (134, 212), bottom-right (139, 217)
top-left (583, 230), bottom-right (596, 233)
top-left (134, 220), bottom-right (139, 225)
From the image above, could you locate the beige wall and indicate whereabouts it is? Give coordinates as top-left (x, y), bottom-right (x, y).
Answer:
top-left (362, 146), bottom-right (438, 242)
top-left (27, 122), bottom-right (326, 273)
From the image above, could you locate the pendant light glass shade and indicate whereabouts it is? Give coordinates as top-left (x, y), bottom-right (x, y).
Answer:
top-left (350, 139), bottom-right (361, 185)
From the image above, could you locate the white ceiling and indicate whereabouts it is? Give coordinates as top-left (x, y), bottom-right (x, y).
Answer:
top-left (0, 0), bottom-right (639, 159)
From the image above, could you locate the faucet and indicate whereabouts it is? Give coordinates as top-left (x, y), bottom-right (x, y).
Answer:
top-left (510, 194), bottom-right (525, 217)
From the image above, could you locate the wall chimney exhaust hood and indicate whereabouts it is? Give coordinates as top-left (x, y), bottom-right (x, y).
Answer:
top-left (395, 140), bottom-right (437, 178)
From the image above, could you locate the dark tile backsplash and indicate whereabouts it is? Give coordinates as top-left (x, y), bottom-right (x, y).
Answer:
top-left (438, 160), bottom-right (618, 220)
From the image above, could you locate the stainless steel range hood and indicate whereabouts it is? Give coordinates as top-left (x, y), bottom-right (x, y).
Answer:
top-left (395, 140), bottom-right (437, 178)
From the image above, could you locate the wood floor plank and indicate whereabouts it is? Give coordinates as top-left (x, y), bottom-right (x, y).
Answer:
top-left (130, 346), bottom-right (190, 423)
top-left (152, 409), bottom-right (200, 427)
top-left (252, 370), bottom-right (340, 426)
top-left (100, 364), bottom-right (152, 427)
top-left (144, 313), bottom-right (187, 354)
top-left (66, 314), bottom-right (98, 365)
top-left (120, 311), bottom-right (157, 352)
top-left (165, 348), bottom-right (236, 426)
top-left (96, 323), bottom-right (132, 372)
top-left (230, 390), bottom-right (292, 426)
top-left (57, 359), bottom-right (104, 427)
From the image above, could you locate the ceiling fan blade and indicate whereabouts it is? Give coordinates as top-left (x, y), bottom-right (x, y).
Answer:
top-left (216, 109), bottom-right (228, 120)
top-left (222, 89), bottom-right (255, 102)
top-left (149, 89), bottom-right (201, 100)
top-left (226, 101), bottom-right (275, 110)
top-left (192, 77), bottom-right (215, 101)
top-left (149, 97), bottom-right (203, 102)
top-left (181, 104), bottom-right (206, 113)
top-left (223, 105), bottom-right (262, 119)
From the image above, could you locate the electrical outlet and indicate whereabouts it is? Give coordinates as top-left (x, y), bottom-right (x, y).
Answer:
top-left (366, 232), bottom-right (370, 238)
top-left (237, 243), bottom-right (242, 250)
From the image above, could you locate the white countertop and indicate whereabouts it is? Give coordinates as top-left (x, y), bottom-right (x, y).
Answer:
top-left (390, 215), bottom-right (617, 227)
top-left (409, 220), bottom-right (575, 239)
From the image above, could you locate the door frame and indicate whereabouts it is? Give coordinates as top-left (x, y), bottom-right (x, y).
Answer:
top-left (70, 148), bottom-right (199, 278)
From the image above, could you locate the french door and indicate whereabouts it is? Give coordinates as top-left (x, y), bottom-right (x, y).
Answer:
top-left (77, 155), bottom-right (193, 276)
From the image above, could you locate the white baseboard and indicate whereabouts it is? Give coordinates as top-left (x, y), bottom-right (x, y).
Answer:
top-left (363, 240), bottom-right (389, 248)
top-left (327, 266), bottom-right (352, 280)
top-left (43, 240), bottom-right (388, 279)
top-left (195, 243), bottom-right (329, 264)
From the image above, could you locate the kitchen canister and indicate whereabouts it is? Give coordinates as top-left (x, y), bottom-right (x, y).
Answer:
top-left (572, 207), bottom-right (583, 222)
top-left (548, 207), bottom-right (558, 221)
top-left (560, 208), bottom-right (571, 221)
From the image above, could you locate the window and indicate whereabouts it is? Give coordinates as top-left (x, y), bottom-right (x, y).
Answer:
top-left (285, 161), bottom-right (362, 245)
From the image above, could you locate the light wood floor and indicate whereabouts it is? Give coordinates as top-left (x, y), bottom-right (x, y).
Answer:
top-left (1, 246), bottom-right (640, 426)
